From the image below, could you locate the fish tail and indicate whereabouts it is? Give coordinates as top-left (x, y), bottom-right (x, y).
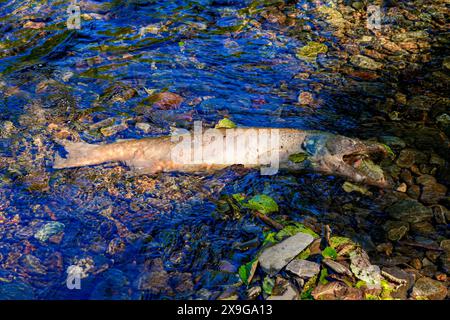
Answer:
top-left (53, 139), bottom-right (103, 169)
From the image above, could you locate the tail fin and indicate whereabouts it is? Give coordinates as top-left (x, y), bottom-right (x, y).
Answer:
top-left (53, 140), bottom-right (100, 169)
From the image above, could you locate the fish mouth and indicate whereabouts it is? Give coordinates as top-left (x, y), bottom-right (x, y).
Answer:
top-left (340, 142), bottom-right (392, 188)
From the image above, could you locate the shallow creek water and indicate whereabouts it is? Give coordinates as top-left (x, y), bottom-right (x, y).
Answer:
top-left (0, 0), bottom-right (448, 299)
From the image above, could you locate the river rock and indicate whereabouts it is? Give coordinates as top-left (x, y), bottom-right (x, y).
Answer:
top-left (440, 239), bottom-right (450, 253)
top-left (407, 185), bottom-right (421, 200)
top-left (323, 259), bottom-right (353, 277)
top-left (350, 55), bottom-right (383, 70)
top-left (411, 277), bottom-right (447, 300)
top-left (34, 222), bottom-right (65, 242)
top-left (443, 57), bottom-right (450, 71)
top-left (172, 272), bottom-right (194, 293)
top-left (396, 149), bottom-right (428, 168)
top-left (379, 136), bottom-right (406, 150)
top-left (258, 232), bottom-right (314, 275)
top-left (100, 123), bottom-right (128, 137)
top-left (151, 92), bottom-right (184, 110)
top-left (22, 254), bottom-right (47, 275)
top-left (396, 183), bottom-right (407, 193)
top-left (137, 258), bottom-right (171, 294)
top-left (436, 113), bottom-right (450, 131)
top-left (417, 176), bottom-right (447, 205)
top-left (137, 270), bottom-right (170, 294)
top-left (298, 91), bottom-right (314, 106)
top-left (440, 253), bottom-right (450, 273)
top-left (410, 221), bottom-right (435, 234)
top-left (312, 282), bottom-right (363, 300)
top-left (296, 41), bottom-right (328, 60)
top-left (317, 5), bottom-right (349, 28)
top-left (286, 259), bottom-right (320, 279)
top-left (400, 169), bottom-right (414, 185)
top-left (267, 281), bottom-right (298, 300)
top-left (383, 220), bottom-right (409, 241)
top-left (386, 199), bottom-right (433, 223)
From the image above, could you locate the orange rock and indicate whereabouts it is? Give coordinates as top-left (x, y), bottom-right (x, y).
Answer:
top-left (23, 21), bottom-right (45, 29)
top-left (312, 282), bottom-right (364, 300)
top-left (152, 92), bottom-right (184, 110)
top-left (312, 282), bottom-right (347, 300)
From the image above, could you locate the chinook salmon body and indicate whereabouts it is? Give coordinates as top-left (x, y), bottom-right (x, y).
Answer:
top-left (53, 127), bottom-right (390, 187)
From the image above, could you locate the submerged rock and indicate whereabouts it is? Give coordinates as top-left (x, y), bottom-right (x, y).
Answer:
top-left (296, 41), bottom-right (328, 60)
top-left (379, 136), bottom-right (406, 150)
top-left (297, 91), bottom-right (315, 106)
top-left (416, 175), bottom-right (447, 205)
top-left (259, 232), bottom-right (314, 275)
top-left (350, 55), bottom-right (383, 70)
top-left (383, 220), bottom-right (409, 241)
top-left (267, 281), bottom-right (298, 300)
top-left (34, 222), bottom-right (65, 242)
top-left (411, 277), bottom-right (447, 300)
top-left (386, 199), bottom-right (433, 223)
top-left (148, 92), bottom-right (184, 110)
top-left (312, 282), bottom-right (363, 300)
top-left (396, 149), bottom-right (428, 168)
top-left (137, 258), bottom-right (171, 295)
top-left (137, 270), bottom-right (170, 294)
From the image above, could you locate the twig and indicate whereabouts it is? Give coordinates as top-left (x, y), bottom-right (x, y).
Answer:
top-left (252, 211), bottom-right (284, 231)
top-left (325, 224), bottom-right (331, 246)
top-left (399, 241), bottom-right (443, 252)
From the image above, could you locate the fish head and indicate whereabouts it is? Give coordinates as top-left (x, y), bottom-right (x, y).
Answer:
top-left (313, 135), bottom-right (392, 188)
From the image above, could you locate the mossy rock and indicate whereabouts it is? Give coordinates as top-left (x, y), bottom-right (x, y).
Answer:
top-left (245, 195), bottom-right (278, 215)
top-left (296, 41), bottom-right (328, 60)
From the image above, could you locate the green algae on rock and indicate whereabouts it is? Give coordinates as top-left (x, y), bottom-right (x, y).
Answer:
top-left (34, 222), bottom-right (65, 242)
top-left (245, 195), bottom-right (278, 215)
top-left (296, 41), bottom-right (328, 60)
top-left (342, 181), bottom-right (372, 196)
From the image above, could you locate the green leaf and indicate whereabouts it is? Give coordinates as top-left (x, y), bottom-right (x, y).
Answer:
top-left (297, 248), bottom-right (311, 260)
top-left (245, 194), bottom-right (278, 215)
top-left (288, 153), bottom-right (308, 163)
top-left (342, 181), bottom-right (372, 196)
top-left (381, 143), bottom-right (395, 159)
top-left (232, 193), bottom-right (246, 204)
top-left (262, 276), bottom-right (275, 295)
top-left (238, 258), bottom-right (258, 286)
top-left (262, 231), bottom-right (277, 246)
top-left (300, 275), bottom-right (318, 300)
top-left (329, 236), bottom-right (353, 249)
top-left (365, 293), bottom-right (379, 300)
top-left (275, 222), bottom-right (319, 240)
top-left (319, 268), bottom-right (329, 285)
top-left (322, 247), bottom-right (338, 260)
top-left (215, 118), bottom-right (237, 129)
top-left (380, 279), bottom-right (395, 299)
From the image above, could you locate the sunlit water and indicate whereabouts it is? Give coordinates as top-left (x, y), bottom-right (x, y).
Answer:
top-left (0, 0), bottom-right (444, 299)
